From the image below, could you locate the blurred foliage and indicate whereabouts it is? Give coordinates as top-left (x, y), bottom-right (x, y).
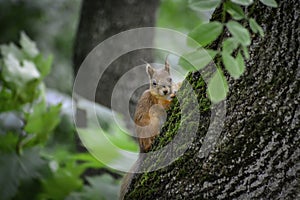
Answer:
top-left (0, 33), bottom-right (138, 200)
top-left (155, 0), bottom-right (212, 82)
top-left (157, 0), bottom-right (209, 33)
top-left (0, 0), bottom-right (81, 93)
top-left (0, 0), bottom-right (42, 44)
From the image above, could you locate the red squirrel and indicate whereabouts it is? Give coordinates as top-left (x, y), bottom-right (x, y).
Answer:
top-left (134, 59), bottom-right (174, 152)
top-left (119, 59), bottom-right (180, 199)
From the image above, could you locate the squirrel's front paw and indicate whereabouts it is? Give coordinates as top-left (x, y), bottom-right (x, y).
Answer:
top-left (170, 81), bottom-right (182, 98)
top-left (149, 104), bottom-right (167, 122)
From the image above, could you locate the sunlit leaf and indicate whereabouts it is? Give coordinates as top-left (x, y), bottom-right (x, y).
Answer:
top-left (0, 43), bottom-right (24, 60)
top-left (259, 0), bottom-right (278, 7)
top-left (225, 2), bottom-right (245, 20)
top-left (0, 33), bottom-right (51, 107)
top-left (71, 153), bottom-right (104, 169)
top-left (157, 0), bottom-right (205, 32)
top-left (77, 128), bottom-right (123, 163)
top-left (249, 18), bottom-right (264, 37)
top-left (2, 54), bottom-right (40, 89)
top-left (231, 0), bottom-right (253, 6)
top-left (188, 22), bottom-right (224, 46)
top-left (106, 126), bottom-right (139, 152)
top-left (20, 32), bottom-right (39, 58)
top-left (179, 49), bottom-right (218, 71)
top-left (207, 67), bottom-right (229, 103)
top-left (188, 0), bottom-right (221, 11)
top-left (226, 20), bottom-right (251, 46)
top-left (77, 127), bottom-right (138, 172)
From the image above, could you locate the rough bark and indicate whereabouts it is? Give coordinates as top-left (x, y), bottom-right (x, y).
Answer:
top-left (124, 1), bottom-right (300, 199)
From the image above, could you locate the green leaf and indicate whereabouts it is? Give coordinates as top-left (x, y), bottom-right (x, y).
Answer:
top-left (179, 49), bottom-right (218, 71)
top-left (33, 54), bottom-right (53, 78)
top-left (0, 43), bottom-right (24, 61)
top-left (222, 52), bottom-right (243, 79)
top-left (225, 2), bottom-right (245, 20)
top-left (249, 18), bottom-right (264, 37)
top-left (188, 0), bottom-right (221, 11)
top-left (0, 133), bottom-right (19, 153)
top-left (0, 89), bottom-right (17, 112)
top-left (77, 127), bottom-right (138, 171)
top-left (157, 0), bottom-right (205, 32)
top-left (3, 54), bottom-right (40, 89)
top-left (71, 153), bottom-right (105, 168)
top-left (39, 149), bottom-right (91, 200)
top-left (77, 128), bottom-right (120, 164)
top-left (222, 49), bottom-right (246, 79)
top-left (0, 153), bottom-right (20, 200)
top-left (207, 67), bottom-right (229, 103)
top-left (106, 125), bottom-right (139, 152)
top-left (242, 45), bottom-right (250, 59)
top-left (40, 165), bottom-right (83, 199)
top-left (24, 101), bottom-right (61, 143)
top-left (188, 22), bottom-right (224, 46)
top-left (259, 0), bottom-right (278, 7)
top-left (222, 38), bottom-right (239, 54)
top-left (20, 32), bottom-right (39, 58)
top-left (0, 148), bottom-right (45, 200)
top-left (82, 175), bottom-right (119, 200)
top-left (226, 20), bottom-right (251, 46)
top-left (231, 0), bottom-right (253, 6)
top-left (236, 51), bottom-right (246, 75)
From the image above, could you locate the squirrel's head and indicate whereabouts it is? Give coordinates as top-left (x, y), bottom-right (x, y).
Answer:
top-left (146, 59), bottom-right (173, 99)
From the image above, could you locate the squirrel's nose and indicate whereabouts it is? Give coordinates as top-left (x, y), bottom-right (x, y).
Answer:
top-left (163, 90), bottom-right (168, 95)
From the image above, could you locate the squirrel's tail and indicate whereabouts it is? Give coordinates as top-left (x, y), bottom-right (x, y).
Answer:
top-left (119, 154), bottom-right (144, 200)
top-left (119, 170), bottom-right (135, 200)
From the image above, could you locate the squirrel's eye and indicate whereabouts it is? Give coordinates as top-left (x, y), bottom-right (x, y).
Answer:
top-left (168, 78), bottom-right (172, 82)
top-left (152, 80), bottom-right (157, 86)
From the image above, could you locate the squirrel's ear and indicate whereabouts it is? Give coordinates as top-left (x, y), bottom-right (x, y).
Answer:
top-left (146, 64), bottom-right (155, 78)
top-left (165, 58), bottom-right (170, 74)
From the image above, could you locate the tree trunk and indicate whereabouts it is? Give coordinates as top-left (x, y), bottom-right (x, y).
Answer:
top-left (73, 0), bottom-right (159, 177)
top-left (124, 1), bottom-right (300, 199)
top-left (73, 0), bottom-right (159, 115)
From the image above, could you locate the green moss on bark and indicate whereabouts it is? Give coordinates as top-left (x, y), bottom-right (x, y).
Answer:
top-left (124, 1), bottom-right (300, 199)
top-left (125, 72), bottom-right (212, 199)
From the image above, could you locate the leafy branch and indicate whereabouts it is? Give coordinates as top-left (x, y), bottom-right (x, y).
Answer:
top-left (182, 0), bottom-right (278, 103)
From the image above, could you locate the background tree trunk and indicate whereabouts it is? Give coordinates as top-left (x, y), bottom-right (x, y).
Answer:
top-left (73, 0), bottom-right (159, 176)
top-left (124, 1), bottom-right (300, 199)
top-left (73, 0), bottom-right (159, 119)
